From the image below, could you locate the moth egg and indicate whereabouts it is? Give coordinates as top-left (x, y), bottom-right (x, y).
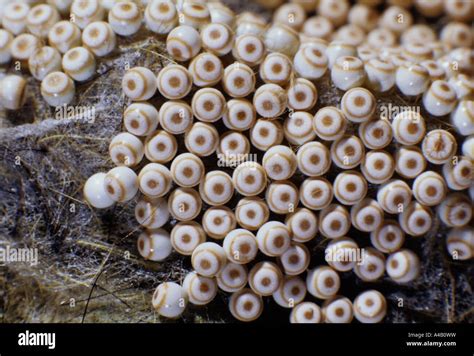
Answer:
top-left (182, 271), bottom-right (218, 306)
top-left (223, 228), bottom-right (257, 264)
top-left (334, 25), bottom-right (366, 47)
top-left (357, 47), bottom-right (378, 63)
top-left (260, 52), bottom-right (293, 86)
top-left (11, 33), bottom-right (43, 69)
top-left (394, 146), bottom-right (427, 179)
top-left (253, 83), bottom-right (287, 118)
top-left (421, 129), bottom-right (457, 165)
top-left (334, 171), bottom-right (368, 206)
top-left (256, 221), bottom-right (291, 257)
top-left (438, 20), bottom-right (473, 48)
top-left (191, 87), bottom-right (226, 122)
top-left (319, 204), bottom-right (351, 239)
top-left (82, 21), bottom-right (116, 57)
top-left (168, 187), bottom-right (202, 221)
top-left (217, 131), bottom-right (250, 166)
top-left (358, 119), bottom-right (393, 150)
top-left (222, 99), bottom-right (256, 131)
top-left (364, 58), bottom-right (396, 93)
top-left (2, 2), bottom-right (30, 35)
top-left (462, 135), bottom-right (474, 159)
top-left (290, 302), bottom-right (322, 324)
top-left (350, 198), bottom-right (384, 232)
top-left (232, 34), bottom-right (266, 67)
top-left (138, 163), bottom-right (172, 198)
top-left (0, 30), bottom-right (13, 65)
top-left (299, 177), bottom-right (333, 211)
top-left (222, 62), bottom-right (256, 98)
top-left (250, 119), bottom-right (284, 151)
top-left (451, 100), bottom-right (474, 136)
top-left (266, 181), bottom-right (299, 215)
top-left (331, 56), bottom-right (366, 91)
top-left (272, 276), bottom-right (307, 308)
top-left (216, 262), bottom-right (248, 293)
top-left (330, 135), bottom-right (365, 169)
top-left (298, 36), bottom-right (329, 53)
top-left (208, 2), bottom-right (235, 27)
top-left (444, 0), bottom-right (473, 22)
top-left (152, 282), bottom-right (187, 318)
top-left (166, 25), bottom-right (201, 61)
top-left (122, 67), bottom-right (157, 101)
top-left (328, 41), bottom-right (358, 71)
top-left (124, 102), bottom-right (159, 137)
top-left (235, 12), bottom-right (267, 37)
top-left (232, 162), bottom-right (267, 197)
top-left (229, 288), bottom-right (263, 322)
top-left (0, 75), bottom-right (27, 110)
top-left (371, 220), bottom-right (405, 253)
top-left (108, 1), bottom-right (142, 36)
top-left (199, 171), bottom-right (234, 206)
top-left (70, 0), bottom-right (105, 30)
top-left (47, 0), bottom-right (74, 16)
top-left (144, 0), bottom-right (178, 35)
top-left (325, 237), bottom-right (360, 272)
top-left (361, 150), bottom-right (395, 184)
top-left (313, 106), bottom-right (348, 141)
top-left (317, 0), bottom-right (349, 27)
top-left (293, 46), bottom-right (329, 80)
top-left (83, 173), bottom-right (115, 209)
top-left (377, 179), bottom-right (412, 214)
top-left (41, 72), bottom-right (76, 107)
top-left (273, 3), bottom-right (306, 31)
top-left (446, 227), bottom-right (474, 261)
top-left (341, 87), bottom-right (376, 123)
top-left (290, 0), bottom-right (319, 12)
top-left (109, 132), bottom-right (144, 167)
top-left (284, 111), bottom-right (316, 145)
top-left (306, 266), bottom-right (340, 300)
top-left (322, 296), bottom-right (353, 323)
top-left (380, 5), bottom-right (413, 35)
top-left (414, 0), bottom-right (443, 17)
top-left (386, 249), bottom-right (420, 284)
top-left (392, 110), bottom-right (426, 146)
top-left (235, 198), bottom-right (270, 231)
top-left (348, 4), bottom-right (379, 32)
top-left (263, 23), bottom-right (300, 57)
top-left (279, 243), bottom-right (310, 276)
top-left (170, 221), bottom-right (205, 256)
top-left (62, 46), bottom-right (97, 82)
top-left (422, 80), bottom-right (458, 116)
top-left (354, 248), bottom-right (386, 282)
top-left (296, 141), bottom-right (331, 177)
top-left (285, 208), bottom-right (318, 243)
top-left (353, 290), bottom-right (387, 323)
top-left (442, 156), bottom-right (473, 191)
top-left (191, 242), bottom-right (227, 277)
top-left (157, 64), bottom-right (192, 100)
top-left (287, 78), bottom-right (318, 111)
top-left (249, 262), bottom-right (283, 296)
top-left (179, 1), bottom-right (210, 29)
top-left (399, 202), bottom-right (433, 237)
top-left (420, 60), bottom-right (446, 81)
top-left (104, 166), bottom-right (139, 203)
top-left (448, 74), bottom-right (474, 101)
top-left (144, 130), bottom-right (178, 163)
top-left (395, 63), bottom-right (430, 96)
top-left (158, 100), bottom-right (193, 135)
top-left (200, 22), bottom-right (233, 56)
top-left (137, 229), bottom-right (172, 261)
top-left (135, 197), bottom-right (170, 230)
top-left (262, 145), bottom-right (297, 181)
top-left (402, 42), bottom-right (433, 63)
top-left (188, 52), bottom-right (223, 87)
top-left (170, 152), bottom-right (205, 188)
top-left (437, 193), bottom-right (473, 228)
top-left (26, 4), bottom-right (60, 39)
top-left (48, 21), bottom-right (82, 54)
top-left (184, 122), bottom-right (219, 157)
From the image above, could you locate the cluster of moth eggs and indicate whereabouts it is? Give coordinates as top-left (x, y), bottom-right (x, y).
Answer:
top-left (1, 0), bottom-right (472, 323)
